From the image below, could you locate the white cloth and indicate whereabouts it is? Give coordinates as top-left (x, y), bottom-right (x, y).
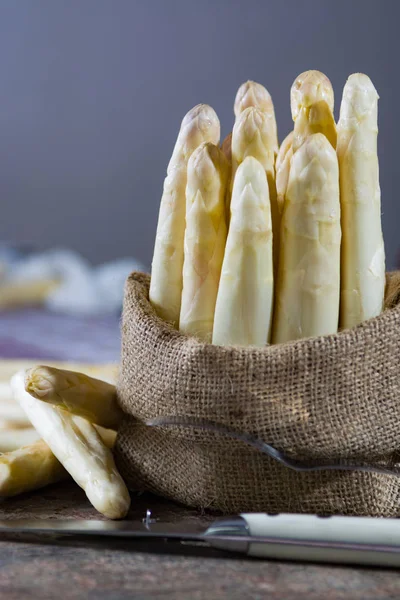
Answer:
top-left (2, 247), bottom-right (146, 315)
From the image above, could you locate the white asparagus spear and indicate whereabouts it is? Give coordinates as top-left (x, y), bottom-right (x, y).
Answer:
top-left (232, 107), bottom-right (276, 179)
top-left (234, 80), bottom-right (278, 153)
top-left (278, 70), bottom-right (335, 220)
top-left (290, 70), bottom-right (336, 154)
top-left (25, 366), bottom-right (123, 430)
top-left (0, 428), bottom-right (40, 452)
top-left (290, 70), bottom-right (334, 122)
top-left (221, 132), bottom-right (232, 164)
top-left (0, 381), bottom-right (12, 402)
top-left (0, 397), bottom-right (31, 427)
top-left (0, 279), bottom-right (60, 309)
top-left (221, 132), bottom-right (233, 220)
top-left (213, 157), bottom-right (274, 346)
top-left (337, 73), bottom-right (385, 329)
top-left (276, 131), bottom-right (293, 172)
top-left (179, 142), bottom-right (228, 341)
top-left (272, 133), bottom-right (341, 343)
top-left (276, 132), bottom-right (293, 215)
top-left (292, 99), bottom-right (337, 153)
top-left (0, 440), bottom-right (68, 497)
top-left (0, 429), bottom-right (116, 497)
top-left (11, 371), bottom-right (130, 519)
top-left (0, 360), bottom-right (118, 384)
top-left (0, 362), bottom-right (118, 429)
top-left (276, 147), bottom-right (293, 217)
top-left (231, 106), bottom-right (280, 274)
top-left (150, 104), bottom-right (220, 327)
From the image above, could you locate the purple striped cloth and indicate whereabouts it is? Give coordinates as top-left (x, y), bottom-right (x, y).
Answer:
top-left (0, 308), bottom-right (121, 363)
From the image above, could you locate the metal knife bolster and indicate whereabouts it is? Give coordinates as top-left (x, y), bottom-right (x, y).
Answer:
top-left (204, 516), bottom-right (250, 553)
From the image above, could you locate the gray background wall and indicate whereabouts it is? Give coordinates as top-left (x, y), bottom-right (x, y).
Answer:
top-left (0, 0), bottom-right (398, 269)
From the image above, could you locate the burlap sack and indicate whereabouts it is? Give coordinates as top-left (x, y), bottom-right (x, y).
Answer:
top-left (115, 271), bottom-right (400, 516)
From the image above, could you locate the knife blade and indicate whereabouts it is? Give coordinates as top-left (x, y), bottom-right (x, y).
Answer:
top-left (1, 513), bottom-right (400, 567)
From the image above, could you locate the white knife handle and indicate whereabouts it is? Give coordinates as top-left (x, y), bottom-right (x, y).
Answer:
top-left (240, 513), bottom-right (400, 567)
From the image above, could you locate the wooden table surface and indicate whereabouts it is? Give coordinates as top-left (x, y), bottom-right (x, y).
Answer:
top-left (0, 482), bottom-right (399, 600)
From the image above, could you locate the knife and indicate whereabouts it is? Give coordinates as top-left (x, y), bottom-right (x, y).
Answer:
top-left (1, 512), bottom-right (400, 567)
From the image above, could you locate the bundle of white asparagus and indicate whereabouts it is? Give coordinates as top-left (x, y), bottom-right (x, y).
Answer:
top-left (151, 70), bottom-right (385, 345)
top-left (0, 70), bottom-right (386, 515)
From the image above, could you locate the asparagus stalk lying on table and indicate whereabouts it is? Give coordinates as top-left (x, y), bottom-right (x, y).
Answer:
top-left (179, 142), bottom-right (229, 341)
top-left (0, 426), bottom-right (116, 497)
top-left (150, 104), bottom-right (220, 328)
top-left (0, 360), bottom-right (118, 385)
top-left (213, 157), bottom-right (274, 346)
top-left (0, 279), bottom-right (60, 309)
top-left (0, 428), bottom-right (40, 453)
top-left (25, 366), bottom-right (123, 430)
top-left (0, 440), bottom-right (68, 497)
top-left (272, 133), bottom-right (341, 343)
top-left (337, 73), bottom-right (385, 329)
top-left (0, 395), bottom-right (31, 427)
top-left (0, 381), bottom-right (13, 403)
top-left (0, 361), bottom-right (119, 430)
top-left (11, 371), bottom-right (130, 519)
